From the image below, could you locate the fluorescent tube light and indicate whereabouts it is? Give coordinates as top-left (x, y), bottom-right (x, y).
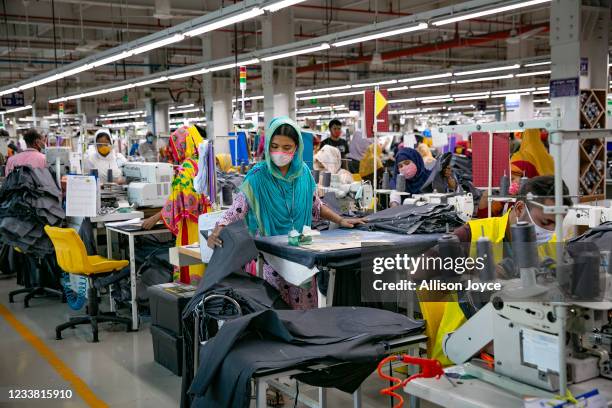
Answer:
top-left (455, 74), bottom-right (514, 83)
top-left (263, 0), bottom-right (307, 12)
top-left (261, 43), bottom-right (330, 61)
top-left (61, 64), bottom-right (94, 77)
top-left (532, 90), bottom-right (549, 95)
top-left (168, 69), bottom-right (208, 80)
top-left (410, 82), bottom-right (450, 89)
top-left (452, 91), bottom-right (490, 97)
top-left (415, 94), bottom-right (451, 101)
top-left (421, 98), bottom-right (454, 104)
top-left (537, 86), bottom-right (549, 91)
top-left (455, 64), bottom-right (520, 76)
top-left (388, 98), bottom-right (417, 103)
top-left (388, 86), bottom-right (408, 92)
top-left (132, 34), bottom-right (185, 55)
top-left (432, 0), bottom-right (552, 26)
top-left (491, 87), bottom-right (535, 94)
top-left (332, 22), bottom-right (428, 48)
top-left (351, 79), bottom-right (397, 88)
top-left (524, 61), bottom-right (550, 67)
top-left (92, 51), bottom-right (133, 68)
top-left (515, 70), bottom-right (550, 77)
top-left (0, 87), bottom-right (20, 96)
top-left (208, 59), bottom-right (259, 72)
top-left (533, 99), bottom-right (550, 103)
top-left (169, 108), bottom-right (201, 115)
top-left (306, 85), bottom-right (351, 93)
top-left (134, 77), bottom-right (169, 87)
top-left (454, 95), bottom-right (491, 101)
top-left (184, 8), bottom-right (264, 37)
top-left (295, 89), bottom-right (313, 95)
top-left (170, 104), bottom-right (195, 110)
top-left (4, 105), bottom-right (32, 114)
top-left (398, 72), bottom-right (452, 83)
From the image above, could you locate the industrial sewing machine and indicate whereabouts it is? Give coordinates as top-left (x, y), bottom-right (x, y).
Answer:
top-left (404, 192), bottom-right (475, 221)
top-left (124, 162), bottom-right (173, 207)
top-left (442, 220), bottom-right (612, 397)
top-left (318, 174), bottom-right (374, 212)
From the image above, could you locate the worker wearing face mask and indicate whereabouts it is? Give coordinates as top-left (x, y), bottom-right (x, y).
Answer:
top-left (138, 131), bottom-right (158, 162)
top-left (319, 119), bottom-right (349, 159)
top-left (389, 147), bottom-right (432, 207)
top-left (83, 129), bottom-right (125, 184)
top-left (423, 175), bottom-right (570, 366)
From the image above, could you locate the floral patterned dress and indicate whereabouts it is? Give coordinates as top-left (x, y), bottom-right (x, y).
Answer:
top-left (217, 192), bottom-right (323, 309)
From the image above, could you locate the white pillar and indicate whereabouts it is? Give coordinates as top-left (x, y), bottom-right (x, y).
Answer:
top-left (262, 9), bottom-right (296, 126)
top-left (550, 0), bottom-right (610, 197)
top-left (202, 33), bottom-right (234, 154)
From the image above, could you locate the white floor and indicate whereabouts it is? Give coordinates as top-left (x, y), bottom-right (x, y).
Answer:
top-left (0, 277), bottom-right (439, 408)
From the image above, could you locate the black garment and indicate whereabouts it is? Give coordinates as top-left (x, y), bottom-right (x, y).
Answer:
top-left (348, 159), bottom-right (360, 174)
top-left (181, 273), bottom-right (290, 408)
top-left (359, 203), bottom-right (464, 234)
top-left (188, 307), bottom-right (424, 408)
top-left (319, 137), bottom-right (350, 158)
top-left (0, 165), bottom-right (65, 256)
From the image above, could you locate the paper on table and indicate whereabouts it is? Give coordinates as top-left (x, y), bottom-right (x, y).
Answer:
top-left (66, 175), bottom-right (98, 217)
top-left (105, 218), bottom-right (142, 227)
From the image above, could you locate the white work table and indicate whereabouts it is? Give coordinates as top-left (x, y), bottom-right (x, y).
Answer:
top-left (404, 366), bottom-right (612, 408)
top-left (105, 223), bottom-right (171, 330)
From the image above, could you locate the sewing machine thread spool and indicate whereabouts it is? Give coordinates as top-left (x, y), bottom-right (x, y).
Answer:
top-left (499, 174), bottom-right (510, 196)
top-left (519, 176), bottom-right (529, 191)
top-left (322, 172), bottom-right (331, 187)
top-left (476, 227), bottom-right (495, 282)
top-left (571, 251), bottom-right (601, 300)
top-left (107, 169), bottom-right (113, 183)
top-left (438, 234), bottom-right (462, 278)
top-left (511, 221), bottom-right (538, 269)
top-left (396, 174), bottom-right (406, 192)
top-left (313, 169), bottom-right (320, 184)
top-left (382, 170), bottom-right (390, 190)
top-left (222, 185), bottom-right (233, 206)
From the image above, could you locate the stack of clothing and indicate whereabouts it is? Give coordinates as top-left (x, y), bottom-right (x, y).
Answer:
top-left (0, 166), bottom-right (65, 256)
top-left (360, 203), bottom-right (464, 234)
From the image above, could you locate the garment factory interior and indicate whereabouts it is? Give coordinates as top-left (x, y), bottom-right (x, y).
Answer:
top-left (0, 0), bottom-right (611, 407)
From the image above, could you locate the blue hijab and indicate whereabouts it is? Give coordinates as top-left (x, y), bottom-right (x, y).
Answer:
top-left (240, 117), bottom-right (316, 236)
top-left (391, 147), bottom-right (431, 194)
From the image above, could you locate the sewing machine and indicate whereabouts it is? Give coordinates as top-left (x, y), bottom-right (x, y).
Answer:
top-left (564, 204), bottom-right (612, 228)
top-left (124, 162), bottom-right (173, 207)
top-left (404, 192), bottom-right (474, 221)
top-left (318, 174), bottom-right (374, 212)
top-left (442, 221), bottom-right (612, 397)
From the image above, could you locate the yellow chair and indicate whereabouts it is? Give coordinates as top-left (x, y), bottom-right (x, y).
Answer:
top-left (44, 226), bottom-right (132, 343)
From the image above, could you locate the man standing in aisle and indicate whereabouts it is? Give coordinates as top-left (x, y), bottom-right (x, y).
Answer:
top-left (139, 131), bottom-right (158, 162)
top-left (319, 119), bottom-right (350, 159)
top-left (5, 129), bottom-right (47, 176)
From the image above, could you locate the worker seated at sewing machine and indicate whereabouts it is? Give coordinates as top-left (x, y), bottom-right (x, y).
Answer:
top-left (83, 129), bottom-right (126, 184)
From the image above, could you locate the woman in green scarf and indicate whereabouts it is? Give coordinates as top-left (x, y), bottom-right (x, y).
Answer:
top-left (208, 117), bottom-right (363, 309)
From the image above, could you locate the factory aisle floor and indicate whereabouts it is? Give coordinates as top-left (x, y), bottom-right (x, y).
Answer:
top-left (0, 278), bottom-right (438, 408)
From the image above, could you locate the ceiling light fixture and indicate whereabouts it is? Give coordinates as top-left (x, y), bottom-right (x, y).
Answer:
top-left (132, 34), bottom-right (185, 55)
top-left (491, 87), bottom-right (536, 94)
top-left (183, 7), bottom-right (264, 37)
top-left (410, 82), bottom-right (451, 89)
top-left (3, 105), bottom-right (32, 114)
top-left (398, 72), bottom-right (452, 83)
top-left (263, 0), bottom-right (307, 12)
top-left (454, 64), bottom-right (520, 76)
top-left (515, 70), bottom-right (551, 77)
top-left (432, 0), bottom-right (552, 26)
top-left (455, 74), bottom-right (514, 83)
top-left (421, 98), bottom-right (454, 104)
top-left (332, 22), bottom-right (428, 47)
top-left (261, 43), bottom-right (330, 61)
top-left (524, 61), bottom-right (551, 67)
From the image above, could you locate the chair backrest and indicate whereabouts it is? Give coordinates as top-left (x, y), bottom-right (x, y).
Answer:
top-left (44, 226), bottom-right (90, 274)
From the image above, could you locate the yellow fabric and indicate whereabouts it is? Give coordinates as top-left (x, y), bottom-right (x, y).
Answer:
top-left (510, 128), bottom-right (554, 177)
top-left (418, 300), bottom-right (447, 358)
top-left (431, 212), bottom-right (510, 366)
top-left (44, 226), bottom-right (128, 275)
top-left (172, 218), bottom-right (205, 285)
top-left (375, 90), bottom-right (388, 117)
top-left (359, 144), bottom-right (383, 177)
top-left (216, 153), bottom-right (235, 173)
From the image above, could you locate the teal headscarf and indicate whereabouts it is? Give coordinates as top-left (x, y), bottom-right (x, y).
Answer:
top-left (240, 116), bottom-right (316, 236)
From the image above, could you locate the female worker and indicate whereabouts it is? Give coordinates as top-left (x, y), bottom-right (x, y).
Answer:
top-left (83, 129), bottom-right (125, 184)
top-left (509, 128), bottom-right (554, 193)
top-left (142, 125), bottom-right (210, 284)
top-left (207, 117), bottom-right (363, 309)
top-left (389, 147), bottom-right (432, 207)
top-left (314, 145), bottom-right (353, 184)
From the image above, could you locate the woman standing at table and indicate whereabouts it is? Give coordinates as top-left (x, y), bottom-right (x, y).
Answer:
top-left (142, 125), bottom-right (210, 284)
top-left (207, 116), bottom-right (362, 309)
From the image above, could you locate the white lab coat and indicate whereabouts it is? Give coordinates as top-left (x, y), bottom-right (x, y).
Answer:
top-left (83, 148), bottom-right (123, 183)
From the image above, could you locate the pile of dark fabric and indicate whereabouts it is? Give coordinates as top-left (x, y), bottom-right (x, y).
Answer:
top-left (188, 307), bottom-right (424, 408)
top-left (216, 170), bottom-right (244, 191)
top-left (359, 202), bottom-right (464, 234)
top-left (0, 166), bottom-right (64, 256)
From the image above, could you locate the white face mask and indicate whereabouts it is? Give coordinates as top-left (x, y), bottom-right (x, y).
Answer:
top-left (270, 151), bottom-right (294, 167)
top-left (524, 206), bottom-right (554, 243)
